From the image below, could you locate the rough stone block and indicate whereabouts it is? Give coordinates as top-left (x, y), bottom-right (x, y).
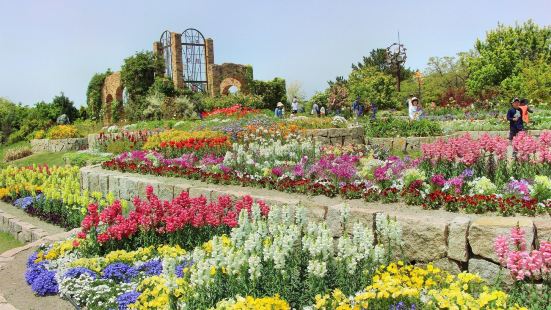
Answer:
top-left (108, 174), bottom-right (120, 198)
top-left (326, 205), bottom-right (376, 237)
top-left (99, 173), bottom-right (109, 194)
top-left (534, 219), bottom-right (551, 246)
top-left (88, 173), bottom-right (100, 192)
top-left (158, 183), bottom-right (175, 201)
top-left (469, 217), bottom-right (534, 263)
top-left (448, 216), bottom-right (470, 262)
top-left (379, 212), bottom-right (448, 263)
top-left (468, 258), bottom-right (513, 286)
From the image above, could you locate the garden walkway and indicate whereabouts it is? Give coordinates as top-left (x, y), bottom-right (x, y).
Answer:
top-left (0, 201), bottom-right (74, 310)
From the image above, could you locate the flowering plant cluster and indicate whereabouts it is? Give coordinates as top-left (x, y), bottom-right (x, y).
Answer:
top-left (309, 262), bottom-right (526, 310)
top-left (26, 202), bottom-right (526, 309)
top-left (77, 185), bottom-right (268, 255)
top-left (96, 129), bottom-right (163, 154)
top-left (46, 125), bottom-right (81, 139)
top-left (201, 104), bottom-right (259, 119)
top-left (1, 165), bottom-right (121, 228)
top-left (494, 226), bottom-right (551, 281)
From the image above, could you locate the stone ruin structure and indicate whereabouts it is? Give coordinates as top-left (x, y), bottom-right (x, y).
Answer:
top-left (152, 30), bottom-right (252, 97)
top-left (100, 29), bottom-right (254, 124)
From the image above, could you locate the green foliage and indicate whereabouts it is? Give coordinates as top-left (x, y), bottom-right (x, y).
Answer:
top-left (51, 92), bottom-right (79, 122)
top-left (252, 78), bottom-right (287, 108)
top-left (121, 51), bottom-right (164, 121)
top-left (86, 70), bottom-right (110, 121)
top-left (62, 152), bottom-right (111, 167)
top-left (466, 20), bottom-right (551, 98)
top-left (0, 97), bottom-right (28, 143)
top-left (347, 66), bottom-right (398, 109)
top-left (363, 117), bottom-right (442, 137)
top-left (352, 48), bottom-right (413, 81)
top-left (306, 91), bottom-right (329, 114)
top-left (111, 100), bottom-right (124, 123)
top-left (201, 93), bottom-right (264, 111)
top-left (149, 76), bottom-right (177, 98)
top-left (163, 96), bottom-right (196, 119)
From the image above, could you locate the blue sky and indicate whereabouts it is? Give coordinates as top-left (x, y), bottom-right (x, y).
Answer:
top-left (0, 0), bottom-right (550, 106)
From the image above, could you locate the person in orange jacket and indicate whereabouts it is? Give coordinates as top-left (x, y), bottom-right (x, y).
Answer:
top-left (519, 98), bottom-right (533, 124)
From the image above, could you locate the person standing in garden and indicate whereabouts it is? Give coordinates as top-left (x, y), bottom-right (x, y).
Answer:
top-left (408, 95), bottom-right (417, 120)
top-left (507, 98), bottom-right (524, 140)
top-left (519, 98), bottom-right (533, 125)
top-left (311, 102), bottom-right (320, 117)
top-left (291, 97), bottom-right (299, 115)
top-left (352, 97), bottom-right (361, 116)
top-left (370, 101), bottom-right (378, 120)
top-left (275, 102), bottom-right (284, 118)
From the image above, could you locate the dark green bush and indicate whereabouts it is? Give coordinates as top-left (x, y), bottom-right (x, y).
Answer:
top-left (63, 152), bottom-right (111, 167)
top-left (364, 117), bottom-right (443, 137)
top-left (251, 78), bottom-right (287, 108)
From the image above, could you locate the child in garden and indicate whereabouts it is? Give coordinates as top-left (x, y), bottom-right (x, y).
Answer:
top-left (507, 98), bottom-right (524, 140)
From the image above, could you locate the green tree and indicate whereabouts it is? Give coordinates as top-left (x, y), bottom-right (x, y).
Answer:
top-left (252, 78), bottom-right (287, 108)
top-left (352, 48), bottom-right (413, 81)
top-left (121, 51), bottom-right (164, 120)
top-left (466, 20), bottom-right (551, 97)
top-left (51, 92), bottom-right (79, 122)
top-left (347, 66), bottom-right (398, 109)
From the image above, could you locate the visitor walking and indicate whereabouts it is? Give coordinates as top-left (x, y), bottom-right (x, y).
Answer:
top-left (519, 98), bottom-right (533, 124)
top-left (507, 98), bottom-right (524, 140)
top-left (311, 102), bottom-right (320, 117)
top-left (370, 101), bottom-right (378, 120)
top-left (352, 97), bottom-right (361, 117)
top-left (291, 97), bottom-right (299, 115)
top-left (320, 106), bottom-right (326, 117)
top-left (274, 102), bottom-right (284, 118)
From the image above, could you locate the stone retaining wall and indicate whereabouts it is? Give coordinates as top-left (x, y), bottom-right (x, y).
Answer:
top-left (304, 127), bottom-right (365, 146)
top-left (80, 165), bottom-right (551, 284)
top-left (31, 138), bottom-right (88, 153)
top-left (0, 210), bottom-right (49, 243)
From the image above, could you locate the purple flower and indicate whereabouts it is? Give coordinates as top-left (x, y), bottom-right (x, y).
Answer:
top-left (431, 174), bottom-right (446, 187)
top-left (102, 262), bottom-right (138, 283)
top-left (64, 267), bottom-right (97, 280)
top-left (390, 301), bottom-right (416, 310)
top-left (137, 259), bottom-right (162, 276)
top-left (30, 270), bottom-right (58, 296)
top-left (14, 196), bottom-right (35, 210)
top-left (116, 291), bottom-right (141, 310)
top-left (220, 165), bottom-right (232, 174)
top-left (272, 166), bottom-right (284, 177)
top-left (27, 252), bottom-right (39, 268)
top-left (461, 168), bottom-right (474, 178)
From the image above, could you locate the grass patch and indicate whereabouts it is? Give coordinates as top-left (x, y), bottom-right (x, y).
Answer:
top-left (10, 151), bottom-right (69, 167)
top-left (0, 231), bottom-right (23, 253)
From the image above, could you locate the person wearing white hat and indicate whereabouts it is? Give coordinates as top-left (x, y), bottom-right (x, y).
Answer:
top-left (274, 102), bottom-right (284, 118)
top-left (408, 97), bottom-right (419, 120)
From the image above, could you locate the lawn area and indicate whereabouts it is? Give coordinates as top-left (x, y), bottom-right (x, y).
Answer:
top-left (0, 231), bottom-right (23, 253)
top-left (9, 151), bottom-right (69, 167)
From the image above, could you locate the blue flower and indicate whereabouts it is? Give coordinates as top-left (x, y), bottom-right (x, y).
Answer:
top-left (102, 262), bottom-right (138, 283)
top-left (13, 196), bottom-right (34, 210)
top-left (137, 259), bottom-right (162, 276)
top-left (390, 302), bottom-right (416, 310)
top-left (30, 270), bottom-right (59, 296)
top-left (27, 252), bottom-right (39, 268)
top-left (116, 291), bottom-right (141, 310)
top-left (25, 262), bottom-right (46, 285)
top-left (64, 267), bottom-right (97, 280)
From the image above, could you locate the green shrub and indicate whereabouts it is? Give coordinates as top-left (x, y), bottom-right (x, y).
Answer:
top-left (251, 78), bottom-right (287, 108)
top-left (364, 117), bottom-right (442, 137)
top-left (201, 94), bottom-right (264, 111)
top-left (63, 152), bottom-right (111, 167)
top-left (86, 71), bottom-right (110, 121)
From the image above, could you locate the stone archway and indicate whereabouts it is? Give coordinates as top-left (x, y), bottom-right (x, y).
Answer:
top-left (101, 72), bottom-right (124, 124)
top-left (220, 77), bottom-right (242, 95)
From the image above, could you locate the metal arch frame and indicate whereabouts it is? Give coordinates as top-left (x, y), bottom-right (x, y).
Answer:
top-left (160, 30), bottom-right (173, 79)
top-left (181, 28), bottom-right (208, 92)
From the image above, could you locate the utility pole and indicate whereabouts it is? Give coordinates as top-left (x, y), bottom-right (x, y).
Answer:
top-left (386, 32), bottom-right (407, 92)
